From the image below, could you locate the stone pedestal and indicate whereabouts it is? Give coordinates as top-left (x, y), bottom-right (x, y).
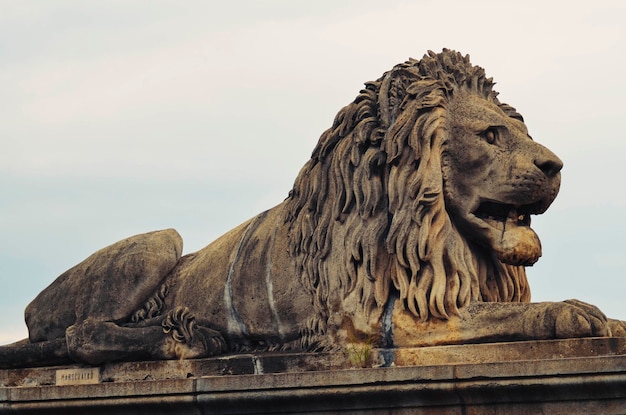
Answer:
top-left (2, 338), bottom-right (626, 414)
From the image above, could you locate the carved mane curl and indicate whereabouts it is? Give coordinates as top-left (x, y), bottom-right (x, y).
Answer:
top-left (284, 50), bottom-right (530, 345)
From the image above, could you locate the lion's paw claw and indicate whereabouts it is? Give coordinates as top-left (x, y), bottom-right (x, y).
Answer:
top-left (553, 300), bottom-right (610, 338)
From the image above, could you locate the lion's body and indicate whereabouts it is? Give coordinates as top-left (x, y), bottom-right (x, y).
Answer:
top-left (162, 206), bottom-right (311, 350)
top-left (3, 49), bottom-right (622, 368)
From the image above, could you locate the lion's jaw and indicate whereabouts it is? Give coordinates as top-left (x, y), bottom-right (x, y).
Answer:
top-left (442, 91), bottom-right (563, 266)
top-left (465, 202), bottom-right (544, 266)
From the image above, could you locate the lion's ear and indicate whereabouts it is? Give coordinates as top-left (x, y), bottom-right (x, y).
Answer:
top-left (379, 68), bottom-right (445, 128)
top-left (378, 68), bottom-right (420, 127)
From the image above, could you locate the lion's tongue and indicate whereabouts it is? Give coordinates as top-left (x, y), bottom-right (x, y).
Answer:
top-left (494, 221), bottom-right (542, 266)
top-left (481, 210), bottom-right (542, 266)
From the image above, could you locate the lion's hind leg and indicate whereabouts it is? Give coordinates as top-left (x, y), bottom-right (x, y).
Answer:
top-left (66, 307), bottom-right (227, 365)
top-left (25, 229), bottom-right (183, 344)
top-left (160, 307), bottom-right (227, 359)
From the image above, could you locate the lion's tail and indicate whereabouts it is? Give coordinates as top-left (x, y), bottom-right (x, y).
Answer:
top-left (0, 338), bottom-right (70, 369)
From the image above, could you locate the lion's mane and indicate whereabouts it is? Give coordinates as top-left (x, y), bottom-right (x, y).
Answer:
top-left (284, 50), bottom-right (530, 347)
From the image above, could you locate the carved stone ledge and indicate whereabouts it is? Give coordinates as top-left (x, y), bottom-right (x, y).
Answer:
top-left (1, 338), bottom-right (626, 414)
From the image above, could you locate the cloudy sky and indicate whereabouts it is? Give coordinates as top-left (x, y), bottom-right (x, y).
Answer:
top-left (1, 1), bottom-right (625, 344)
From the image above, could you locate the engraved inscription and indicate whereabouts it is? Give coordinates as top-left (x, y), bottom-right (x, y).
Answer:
top-left (56, 367), bottom-right (100, 385)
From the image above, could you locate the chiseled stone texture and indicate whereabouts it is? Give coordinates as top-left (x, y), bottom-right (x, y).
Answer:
top-left (11, 50), bottom-right (626, 372)
top-left (1, 338), bottom-right (626, 414)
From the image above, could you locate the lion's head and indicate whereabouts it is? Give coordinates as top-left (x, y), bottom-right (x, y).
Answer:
top-left (443, 90), bottom-right (562, 267)
top-left (284, 49), bottom-right (562, 338)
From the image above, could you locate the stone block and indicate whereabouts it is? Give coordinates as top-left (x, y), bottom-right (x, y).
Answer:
top-left (1, 338), bottom-right (626, 414)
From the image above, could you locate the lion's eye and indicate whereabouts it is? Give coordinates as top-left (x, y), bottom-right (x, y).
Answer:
top-left (481, 127), bottom-right (498, 145)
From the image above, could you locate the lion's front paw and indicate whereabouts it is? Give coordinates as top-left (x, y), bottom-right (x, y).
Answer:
top-left (552, 300), bottom-right (610, 338)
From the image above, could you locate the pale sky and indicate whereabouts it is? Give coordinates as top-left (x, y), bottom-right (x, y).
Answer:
top-left (1, 0), bottom-right (625, 344)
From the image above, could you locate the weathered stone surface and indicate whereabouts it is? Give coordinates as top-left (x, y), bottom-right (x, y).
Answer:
top-left (1, 339), bottom-right (626, 414)
top-left (25, 229), bottom-right (182, 342)
top-left (1, 49), bottom-right (625, 369)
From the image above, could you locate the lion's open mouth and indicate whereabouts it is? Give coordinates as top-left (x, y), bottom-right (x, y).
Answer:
top-left (471, 201), bottom-right (545, 266)
top-left (474, 201), bottom-right (538, 229)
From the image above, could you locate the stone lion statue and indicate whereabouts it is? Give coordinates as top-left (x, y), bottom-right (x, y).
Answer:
top-left (2, 49), bottom-right (624, 368)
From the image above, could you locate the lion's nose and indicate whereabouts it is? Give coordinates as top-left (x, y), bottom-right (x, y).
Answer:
top-left (534, 147), bottom-right (563, 177)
